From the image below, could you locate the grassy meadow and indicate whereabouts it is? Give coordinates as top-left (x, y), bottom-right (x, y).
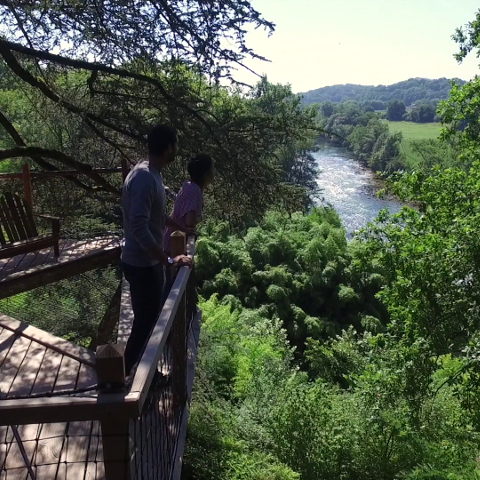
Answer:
top-left (383, 121), bottom-right (445, 169)
top-left (384, 120), bottom-right (442, 140)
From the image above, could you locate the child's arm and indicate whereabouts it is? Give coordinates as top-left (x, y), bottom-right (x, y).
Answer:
top-left (184, 210), bottom-right (202, 228)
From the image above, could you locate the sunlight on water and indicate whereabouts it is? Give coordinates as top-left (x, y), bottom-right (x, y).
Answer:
top-left (314, 144), bottom-right (402, 236)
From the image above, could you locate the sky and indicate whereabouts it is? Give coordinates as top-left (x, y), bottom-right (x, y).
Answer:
top-left (233, 0), bottom-right (480, 93)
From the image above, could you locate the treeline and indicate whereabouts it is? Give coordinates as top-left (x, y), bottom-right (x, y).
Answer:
top-left (385, 99), bottom-right (438, 123)
top-left (302, 77), bottom-right (465, 107)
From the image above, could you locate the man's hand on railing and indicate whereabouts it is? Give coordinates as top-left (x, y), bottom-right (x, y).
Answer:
top-left (173, 254), bottom-right (193, 268)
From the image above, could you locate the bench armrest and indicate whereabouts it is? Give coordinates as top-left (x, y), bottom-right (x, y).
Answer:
top-left (34, 214), bottom-right (60, 238)
top-left (34, 214), bottom-right (60, 222)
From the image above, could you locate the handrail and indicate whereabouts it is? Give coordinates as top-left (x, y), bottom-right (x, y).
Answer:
top-left (130, 236), bottom-right (196, 409)
top-left (0, 167), bottom-right (123, 179)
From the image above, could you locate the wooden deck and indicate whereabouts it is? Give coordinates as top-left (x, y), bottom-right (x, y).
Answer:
top-left (0, 314), bottom-right (105, 479)
top-left (0, 236), bottom-right (121, 300)
top-left (117, 279), bottom-right (134, 346)
top-left (0, 236), bottom-right (201, 480)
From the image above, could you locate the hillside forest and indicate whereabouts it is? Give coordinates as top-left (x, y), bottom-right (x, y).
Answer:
top-left (301, 77), bottom-right (465, 110)
top-left (1, 2), bottom-right (480, 480)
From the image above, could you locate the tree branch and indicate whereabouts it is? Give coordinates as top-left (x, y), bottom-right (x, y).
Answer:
top-left (0, 109), bottom-right (108, 192)
top-left (0, 41), bottom-right (145, 142)
top-left (0, 38), bottom-right (216, 135)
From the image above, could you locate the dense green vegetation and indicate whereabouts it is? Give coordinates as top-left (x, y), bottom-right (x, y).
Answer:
top-left (302, 77), bottom-right (465, 108)
top-left (196, 209), bottom-right (387, 360)
top-left (184, 195), bottom-right (480, 479)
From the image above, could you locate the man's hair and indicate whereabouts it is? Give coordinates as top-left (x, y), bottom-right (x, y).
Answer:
top-left (147, 124), bottom-right (177, 156)
top-left (187, 154), bottom-right (214, 183)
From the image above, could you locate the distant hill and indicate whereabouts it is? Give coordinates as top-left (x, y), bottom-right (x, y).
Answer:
top-left (300, 77), bottom-right (466, 107)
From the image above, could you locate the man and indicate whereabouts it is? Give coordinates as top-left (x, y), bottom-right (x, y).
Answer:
top-left (121, 124), bottom-right (192, 375)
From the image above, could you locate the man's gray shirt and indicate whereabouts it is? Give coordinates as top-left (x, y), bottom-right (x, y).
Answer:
top-left (121, 161), bottom-right (165, 267)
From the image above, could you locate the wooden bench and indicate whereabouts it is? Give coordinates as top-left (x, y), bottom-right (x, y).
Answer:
top-left (0, 192), bottom-right (60, 260)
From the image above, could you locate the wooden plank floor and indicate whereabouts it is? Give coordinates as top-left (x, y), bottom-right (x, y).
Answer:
top-left (117, 278), bottom-right (134, 345)
top-left (0, 314), bottom-right (102, 480)
top-left (0, 236), bottom-right (121, 300)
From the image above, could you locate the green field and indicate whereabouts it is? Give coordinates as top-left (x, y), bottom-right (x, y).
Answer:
top-left (384, 120), bottom-right (442, 140)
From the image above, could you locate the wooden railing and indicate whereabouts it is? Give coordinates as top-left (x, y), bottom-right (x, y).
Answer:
top-left (0, 232), bottom-right (199, 480)
top-left (0, 163), bottom-right (128, 210)
top-left (0, 163), bottom-right (177, 211)
top-left (96, 232), bottom-right (198, 480)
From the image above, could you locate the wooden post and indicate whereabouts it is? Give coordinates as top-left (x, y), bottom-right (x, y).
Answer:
top-left (169, 230), bottom-right (186, 285)
top-left (96, 344), bottom-right (132, 480)
top-left (169, 231), bottom-right (187, 415)
top-left (170, 231), bottom-right (186, 257)
top-left (22, 163), bottom-right (33, 211)
top-left (96, 344), bottom-right (126, 391)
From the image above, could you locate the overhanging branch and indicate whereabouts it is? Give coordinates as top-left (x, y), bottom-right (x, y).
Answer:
top-left (0, 41), bottom-right (145, 142)
top-left (0, 38), bottom-right (216, 135)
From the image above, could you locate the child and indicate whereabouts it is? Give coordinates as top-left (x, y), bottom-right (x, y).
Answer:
top-left (164, 154), bottom-right (214, 253)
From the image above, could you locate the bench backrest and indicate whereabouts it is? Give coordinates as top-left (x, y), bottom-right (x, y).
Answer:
top-left (0, 192), bottom-right (38, 246)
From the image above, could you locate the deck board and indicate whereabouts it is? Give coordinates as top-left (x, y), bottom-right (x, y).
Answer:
top-left (0, 313), bottom-right (100, 480)
top-left (117, 278), bottom-right (134, 345)
top-left (30, 348), bottom-right (63, 395)
top-left (34, 351), bottom-right (79, 469)
top-left (0, 335), bottom-right (31, 398)
top-left (6, 342), bottom-right (46, 398)
top-left (0, 236), bottom-right (121, 300)
top-left (0, 329), bottom-right (16, 369)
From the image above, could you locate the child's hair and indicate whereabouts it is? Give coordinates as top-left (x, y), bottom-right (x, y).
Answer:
top-left (187, 154), bottom-right (214, 183)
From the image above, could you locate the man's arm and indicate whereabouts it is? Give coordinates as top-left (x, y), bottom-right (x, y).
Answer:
top-left (129, 176), bottom-right (169, 266)
top-left (129, 177), bottom-right (191, 267)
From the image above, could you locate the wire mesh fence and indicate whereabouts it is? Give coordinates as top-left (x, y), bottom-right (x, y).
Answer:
top-left (0, 266), bottom-right (121, 348)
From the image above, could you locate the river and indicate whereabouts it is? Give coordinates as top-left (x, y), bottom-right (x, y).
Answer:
top-left (313, 143), bottom-right (402, 237)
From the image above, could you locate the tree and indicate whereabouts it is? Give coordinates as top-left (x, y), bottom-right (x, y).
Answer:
top-left (361, 164), bottom-right (480, 427)
top-left (0, 3), bottom-right (320, 226)
top-left (320, 101), bottom-right (334, 118)
top-left (438, 10), bottom-right (480, 168)
top-left (386, 100), bottom-right (406, 121)
top-left (409, 104), bottom-right (436, 123)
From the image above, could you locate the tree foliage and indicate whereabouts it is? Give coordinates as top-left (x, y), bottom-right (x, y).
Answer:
top-left (196, 208), bottom-right (388, 358)
top-left (0, 3), bottom-right (319, 227)
top-left (386, 100), bottom-right (406, 121)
